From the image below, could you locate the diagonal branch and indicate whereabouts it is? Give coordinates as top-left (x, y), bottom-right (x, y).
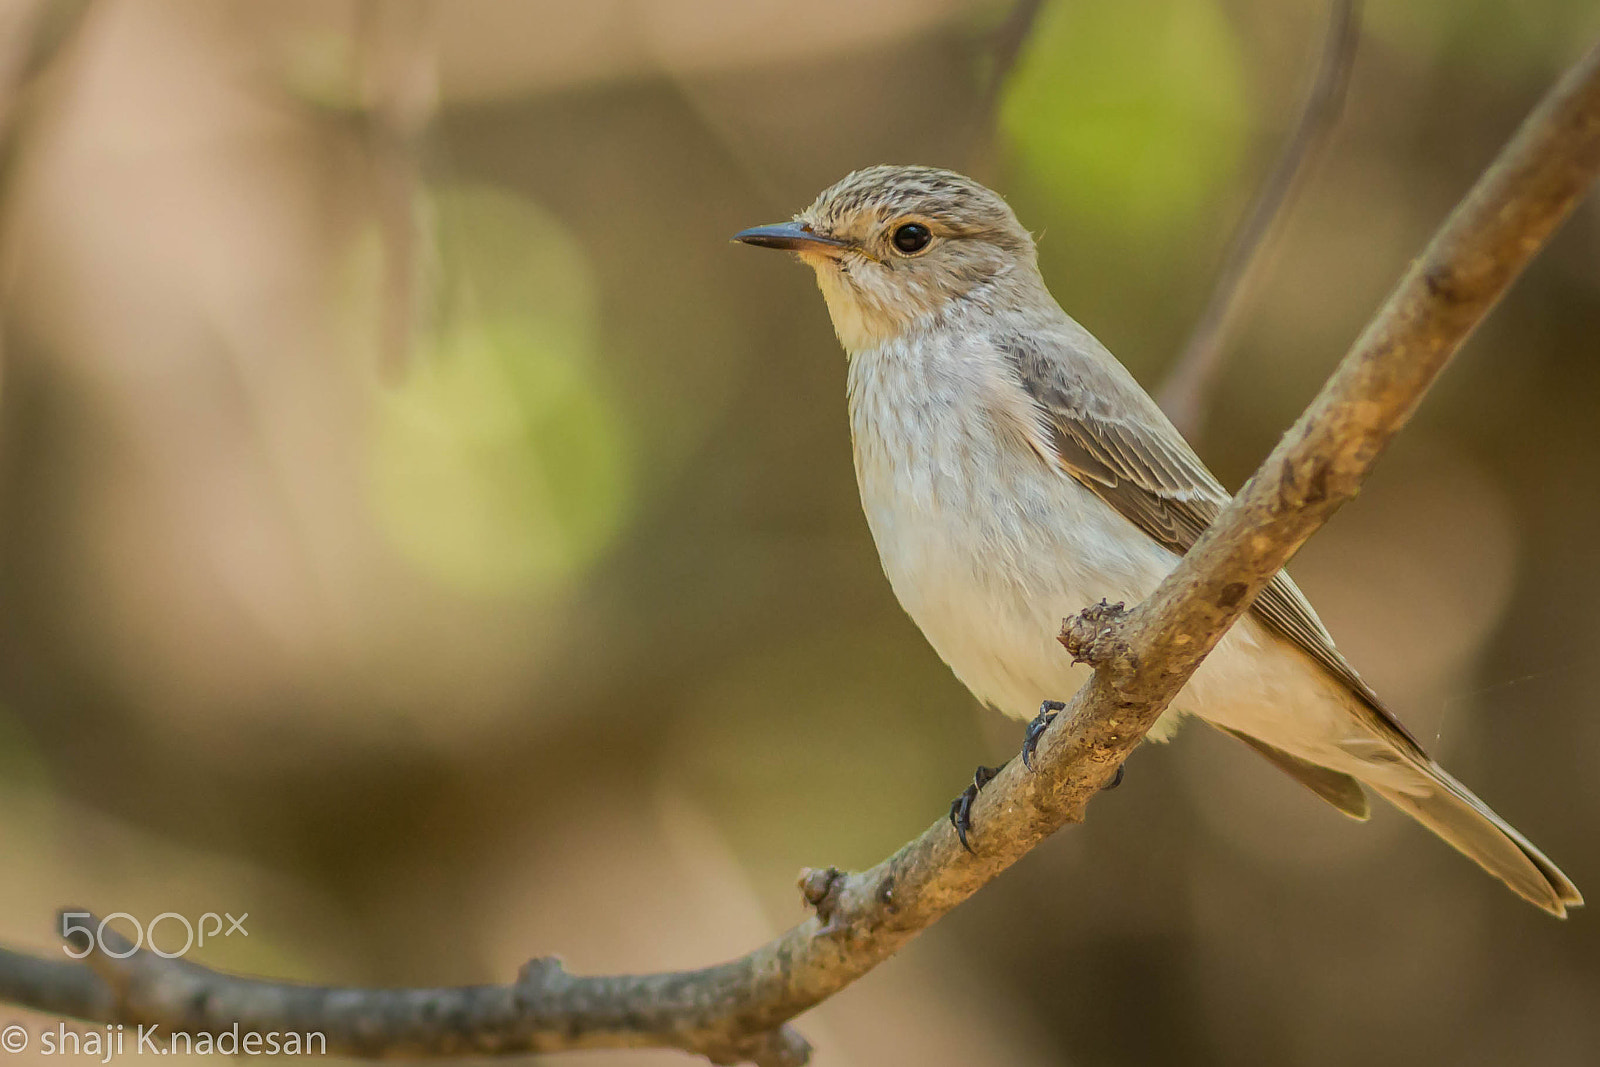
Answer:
top-left (0, 33), bottom-right (1598, 1067)
top-left (1158, 0), bottom-right (1362, 439)
top-left (0, 0), bottom-right (95, 170)
top-left (978, 0), bottom-right (1048, 123)
top-left (355, 0), bottom-right (437, 382)
top-left (968, 0), bottom-right (1049, 172)
top-left (0, 0), bottom-right (97, 377)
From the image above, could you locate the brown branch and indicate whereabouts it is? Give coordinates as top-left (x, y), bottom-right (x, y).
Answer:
top-left (0, 0), bottom-right (94, 399)
top-left (0, 0), bottom-right (94, 138)
top-left (0, 0), bottom-right (96, 279)
top-left (968, 0), bottom-right (1048, 172)
top-left (0, 32), bottom-right (1598, 1067)
top-left (256, 2), bottom-right (438, 381)
top-left (979, 0), bottom-right (1048, 121)
top-left (1158, 0), bottom-right (1361, 439)
top-left (356, 0), bottom-right (437, 382)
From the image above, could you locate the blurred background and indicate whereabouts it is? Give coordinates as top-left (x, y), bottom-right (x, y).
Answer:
top-left (0, 0), bottom-right (1597, 1064)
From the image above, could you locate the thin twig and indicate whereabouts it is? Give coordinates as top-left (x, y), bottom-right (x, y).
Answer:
top-left (969, 0), bottom-right (1048, 171)
top-left (0, 0), bottom-right (96, 276)
top-left (980, 0), bottom-right (1048, 121)
top-left (0, 0), bottom-right (96, 396)
top-left (0, 31), bottom-right (1597, 1067)
top-left (356, 0), bottom-right (437, 382)
top-left (0, 0), bottom-right (93, 133)
top-left (1157, 0), bottom-right (1361, 439)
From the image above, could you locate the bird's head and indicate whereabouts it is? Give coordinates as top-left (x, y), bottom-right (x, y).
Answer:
top-left (735, 165), bottom-right (1040, 352)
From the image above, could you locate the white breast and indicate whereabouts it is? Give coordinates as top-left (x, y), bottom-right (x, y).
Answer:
top-left (845, 328), bottom-right (1177, 723)
top-left (842, 326), bottom-right (1376, 766)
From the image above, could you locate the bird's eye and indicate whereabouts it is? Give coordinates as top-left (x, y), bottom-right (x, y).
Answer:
top-left (891, 222), bottom-right (932, 255)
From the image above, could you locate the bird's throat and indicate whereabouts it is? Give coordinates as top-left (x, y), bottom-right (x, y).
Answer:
top-left (808, 260), bottom-right (906, 354)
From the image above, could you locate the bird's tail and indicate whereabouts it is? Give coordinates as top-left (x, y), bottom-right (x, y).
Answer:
top-left (1367, 757), bottom-right (1582, 918)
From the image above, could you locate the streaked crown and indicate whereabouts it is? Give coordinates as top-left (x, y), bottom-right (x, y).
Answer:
top-left (735, 165), bottom-right (1046, 351)
top-left (800, 165), bottom-right (1034, 258)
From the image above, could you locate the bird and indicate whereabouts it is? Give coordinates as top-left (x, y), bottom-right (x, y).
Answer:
top-left (733, 164), bottom-right (1581, 917)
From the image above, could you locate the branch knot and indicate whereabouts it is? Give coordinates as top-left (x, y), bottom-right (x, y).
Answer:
top-left (514, 956), bottom-right (568, 998)
top-left (1058, 600), bottom-right (1131, 669)
top-left (797, 866), bottom-right (846, 929)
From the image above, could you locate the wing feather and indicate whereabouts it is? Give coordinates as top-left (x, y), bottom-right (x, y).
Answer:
top-left (999, 328), bottom-right (1424, 756)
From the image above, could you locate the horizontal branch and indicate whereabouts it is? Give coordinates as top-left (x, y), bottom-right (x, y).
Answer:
top-left (0, 35), bottom-right (1597, 1067)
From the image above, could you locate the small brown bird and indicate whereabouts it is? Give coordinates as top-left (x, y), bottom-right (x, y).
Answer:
top-left (736, 164), bottom-right (1581, 916)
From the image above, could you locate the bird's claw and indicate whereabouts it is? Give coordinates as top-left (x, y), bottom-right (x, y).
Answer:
top-left (1021, 699), bottom-right (1066, 771)
top-left (949, 764), bottom-right (1001, 853)
top-left (949, 698), bottom-right (1120, 852)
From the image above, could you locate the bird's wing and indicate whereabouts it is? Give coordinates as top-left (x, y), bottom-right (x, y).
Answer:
top-left (999, 327), bottom-right (1424, 756)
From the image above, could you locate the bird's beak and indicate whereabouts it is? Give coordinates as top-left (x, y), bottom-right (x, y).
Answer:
top-left (732, 221), bottom-right (850, 253)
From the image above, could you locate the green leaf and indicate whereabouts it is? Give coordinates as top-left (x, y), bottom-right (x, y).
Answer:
top-left (1001, 0), bottom-right (1249, 237)
top-left (369, 186), bottom-right (631, 597)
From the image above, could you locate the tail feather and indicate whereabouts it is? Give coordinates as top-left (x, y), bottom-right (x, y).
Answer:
top-left (1368, 759), bottom-right (1582, 918)
top-left (1223, 727), bottom-right (1371, 820)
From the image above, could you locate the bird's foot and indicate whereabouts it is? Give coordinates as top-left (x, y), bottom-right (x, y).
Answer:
top-left (1021, 699), bottom-right (1067, 771)
top-left (949, 764), bottom-right (1002, 853)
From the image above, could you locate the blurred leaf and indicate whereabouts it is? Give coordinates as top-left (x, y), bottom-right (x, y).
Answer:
top-left (369, 186), bottom-right (630, 597)
top-left (1000, 0), bottom-right (1249, 236)
top-left (279, 28), bottom-right (365, 112)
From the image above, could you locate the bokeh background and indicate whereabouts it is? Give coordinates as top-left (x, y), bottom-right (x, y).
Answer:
top-left (1, 0), bottom-right (1598, 1064)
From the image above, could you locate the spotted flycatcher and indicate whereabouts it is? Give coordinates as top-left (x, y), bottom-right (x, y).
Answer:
top-left (735, 164), bottom-right (1579, 916)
